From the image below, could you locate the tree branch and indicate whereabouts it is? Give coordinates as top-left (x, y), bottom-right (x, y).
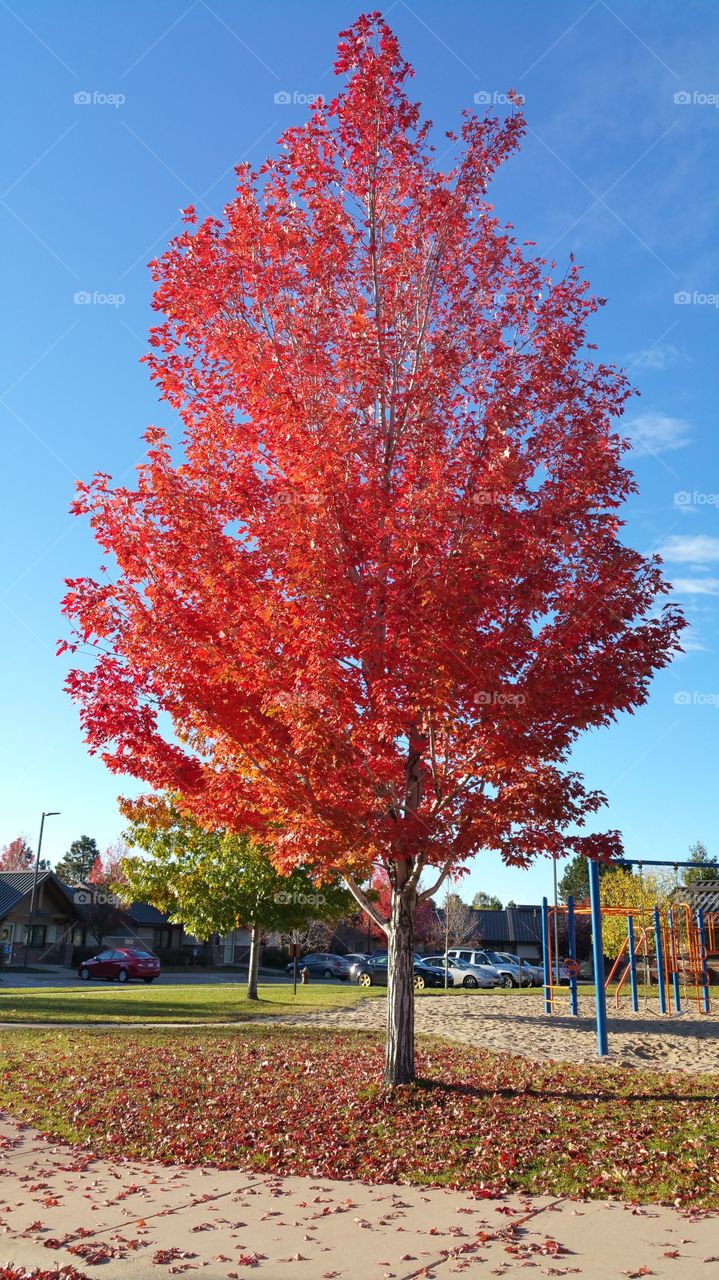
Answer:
top-left (405, 851), bottom-right (426, 895)
top-left (418, 856), bottom-right (455, 902)
top-left (343, 873), bottom-right (389, 935)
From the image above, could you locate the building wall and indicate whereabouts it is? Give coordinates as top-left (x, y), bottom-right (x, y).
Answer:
top-left (0, 907), bottom-right (75, 965)
top-left (218, 927), bottom-right (252, 964)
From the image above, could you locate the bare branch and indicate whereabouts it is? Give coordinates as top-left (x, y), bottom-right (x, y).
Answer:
top-left (405, 851), bottom-right (426, 895)
top-left (418, 856), bottom-right (455, 902)
top-left (343, 873), bottom-right (389, 935)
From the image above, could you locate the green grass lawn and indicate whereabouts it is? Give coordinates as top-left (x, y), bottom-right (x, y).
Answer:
top-left (1, 1025), bottom-right (717, 1207)
top-left (0, 981), bottom-right (382, 1023)
top-left (0, 979), bottom-right (671, 1024)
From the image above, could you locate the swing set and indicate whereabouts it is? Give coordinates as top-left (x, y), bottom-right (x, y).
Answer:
top-left (540, 858), bottom-right (719, 1056)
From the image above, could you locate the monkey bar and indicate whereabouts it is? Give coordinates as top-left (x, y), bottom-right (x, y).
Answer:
top-left (541, 857), bottom-right (718, 1057)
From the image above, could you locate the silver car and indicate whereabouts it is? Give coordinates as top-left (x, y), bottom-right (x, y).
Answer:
top-left (447, 948), bottom-right (520, 988)
top-left (494, 951), bottom-right (543, 986)
top-left (483, 950), bottom-right (536, 987)
top-left (422, 955), bottom-right (501, 989)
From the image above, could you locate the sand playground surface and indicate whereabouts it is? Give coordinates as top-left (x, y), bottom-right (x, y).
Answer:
top-left (272, 989), bottom-right (719, 1074)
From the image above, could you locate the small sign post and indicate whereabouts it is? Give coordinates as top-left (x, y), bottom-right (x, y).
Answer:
top-left (289, 938), bottom-right (300, 996)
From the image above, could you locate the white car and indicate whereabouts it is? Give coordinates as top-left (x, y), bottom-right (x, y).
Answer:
top-left (423, 954), bottom-right (502, 989)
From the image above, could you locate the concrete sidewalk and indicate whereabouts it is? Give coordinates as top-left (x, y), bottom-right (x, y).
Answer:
top-left (0, 1115), bottom-right (716, 1279)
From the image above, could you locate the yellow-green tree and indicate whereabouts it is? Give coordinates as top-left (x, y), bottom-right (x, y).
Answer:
top-left (596, 867), bottom-right (673, 959)
top-left (121, 795), bottom-right (353, 999)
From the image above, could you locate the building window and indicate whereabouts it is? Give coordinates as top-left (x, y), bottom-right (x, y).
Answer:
top-left (24, 925), bottom-right (47, 948)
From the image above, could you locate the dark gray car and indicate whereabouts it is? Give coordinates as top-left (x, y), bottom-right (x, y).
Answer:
top-left (286, 952), bottom-right (351, 979)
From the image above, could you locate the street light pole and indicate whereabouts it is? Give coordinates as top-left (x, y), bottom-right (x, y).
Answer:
top-left (23, 810), bottom-right (60, 971)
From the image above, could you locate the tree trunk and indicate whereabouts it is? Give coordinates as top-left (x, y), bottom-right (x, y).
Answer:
top-left (246, 922), bottom-right (261, 1000)
top-left (384, 868), bottom-right (417, 1086)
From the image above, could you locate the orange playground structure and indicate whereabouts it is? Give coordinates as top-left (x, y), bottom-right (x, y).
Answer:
top-left (543, 899), bottom-right (718, 1018)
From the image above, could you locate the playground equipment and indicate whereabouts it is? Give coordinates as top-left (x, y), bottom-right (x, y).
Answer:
top-left (541, 858), bottom-right (719, 1057)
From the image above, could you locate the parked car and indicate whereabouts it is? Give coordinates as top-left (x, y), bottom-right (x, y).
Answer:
top-left (342, 952), bottom-right (371, 968)
top-left (446, 948), bottom-right (512, 987)
top-left (482, 950), bottom-right (536, 987)
top-left (494, 951), bottom-right (543, 986)
top-left (422, 955), bottom-right (501, 988)
top-left (285, 952), bottom-right (351, 980)
top-left (78, 947), bottom-right (160, 984)
top-left (352, 953), bottom-right (452, 990)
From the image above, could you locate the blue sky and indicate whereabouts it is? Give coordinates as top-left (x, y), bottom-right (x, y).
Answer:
top-left (1, 0), bottom-right (717, 905)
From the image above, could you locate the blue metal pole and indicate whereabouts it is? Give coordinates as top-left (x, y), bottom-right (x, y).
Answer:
top-left (653, 907), bottom-right (667, 1015)
top-left (697, 908), bottom-right (711, 1014)
top-left (541, 896), bottom-right (552, 1015)
top-left (587, 860), bottom-right (608, 1056)
top-left (667, 907), bottom-right (681, 1013)
top-left (626, 915), bottom-right (639, 1013)
top-left (567, 893), bottom-right (578, 1016)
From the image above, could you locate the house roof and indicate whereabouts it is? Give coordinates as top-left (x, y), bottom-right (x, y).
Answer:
top-left (58, 880), bottom-right (170, 926)
top-left (434, 905), bottom-right (543, 946)
top-left (0, 871), bottom-right (171, 929)
top-left (477, 906), bottom-right (543, 944)
top-left (0, 873), bottom-right (30, 916)
top-left (125, 900), bottom-right (169, 925)
top-left (0, 870), bottom-right (79, 918)
top-left (675, 881), bottom-right (719, 913)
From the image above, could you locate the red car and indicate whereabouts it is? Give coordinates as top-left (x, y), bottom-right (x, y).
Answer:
top-left (78, 947), bottom-right (160, 984)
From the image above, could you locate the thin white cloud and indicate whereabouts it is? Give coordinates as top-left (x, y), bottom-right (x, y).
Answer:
top-left (660, 535), bottom-right (719, 564)
top-left (671, 576), bottom-right (719, 595)
top-left (627, 342), bottom-right (691, 372)
top-left (679, 631), bottom-right (709, 654)
top-left (628, 412), bottom-right (692, 455)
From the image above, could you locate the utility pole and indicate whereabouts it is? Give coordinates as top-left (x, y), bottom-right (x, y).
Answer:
top-left (23, 811), bottom-right (60, 971)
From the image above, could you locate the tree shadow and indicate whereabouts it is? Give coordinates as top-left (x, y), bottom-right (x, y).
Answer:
top-left (434, 1004), bottom-right (719, 1040)
top-left (413, 1076), bottom-right (719, 1104)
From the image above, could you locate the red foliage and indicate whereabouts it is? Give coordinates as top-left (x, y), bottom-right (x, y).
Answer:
top-left (0, 1270), bottom-right (91, 1280)
top-left (86, 841), bottom-right (126, 889)
top-left (365, 875), bottom-right (436, 943)
top-left (0, 836), bottom-right (34, 871)
top-left (61, 15), bottom-right (683, 902)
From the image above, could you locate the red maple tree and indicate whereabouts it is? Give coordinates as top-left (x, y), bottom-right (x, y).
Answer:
top-left (61, 13), bottom-right (684, 1083)
top-left (363, 874), bottom-right (436, 946)
top-left (0, 837), bottom-right (34, 872)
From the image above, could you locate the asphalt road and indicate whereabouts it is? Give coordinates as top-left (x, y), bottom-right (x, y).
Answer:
top-left (0, 966), bottom-right (336, 989)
